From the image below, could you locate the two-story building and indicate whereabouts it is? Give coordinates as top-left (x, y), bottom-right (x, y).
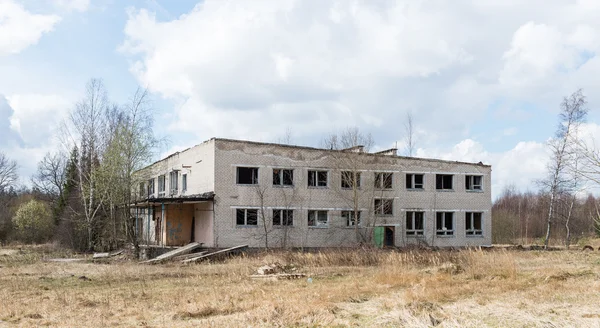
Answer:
top-left (133, 138), bottom-right (492, 248)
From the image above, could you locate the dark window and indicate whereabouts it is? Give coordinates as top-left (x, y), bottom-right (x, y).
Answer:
top-left (182, 174), bottom-right (187, 192)
top-left (308, 210), bottom-right (328, 227)
top-left (466, 212), bottom-right (483, 235)
top-left (406, 174), bottom-right (424, 189)
top-left (341, 171), bottom-right (361, 189)
top-left (374, 172), bottom-right (393, 189)
top-left (342, 210), bottom-right (361, 226)
top-left (139, 182), bottom-right (145, 197)
top-left (374, 199), bottom-right (393, 215)
top-left (435, 174), bottom-right (453, 190)
top-left (406, 211), bottom-right (425, 236)
top-left (147, 178), bottom-right (155, 196)
top-left (158, 175), bottom-right (166, 194)
top-left (308, 170), bottom-right (328, 187)
top-left (273, 209), bottom-right (293, 226)
top-left (237, 167), bottom-right (259, 185)
top-left (436, 212), bottom-right (454, 236)
top-left (273, 168), bottom-right (294, 186)
top-left (236, 209), bottom-right (258, 226)
top-left (466, 175), bottom-right (483, 191)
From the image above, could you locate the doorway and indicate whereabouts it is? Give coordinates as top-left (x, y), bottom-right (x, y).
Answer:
top-left (384, 226), bottom-right (395, 247)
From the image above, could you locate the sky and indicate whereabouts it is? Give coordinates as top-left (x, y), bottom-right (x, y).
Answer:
top-left (2, 0), bottom-right (600, 199)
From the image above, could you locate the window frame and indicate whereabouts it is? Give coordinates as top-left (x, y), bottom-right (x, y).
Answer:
top-left (236, 208), bottom-right (258, 227)
top-left (182, 173), bottom-right (187, 192)
top-left (435, 174), bottom-right (453, 191)
top-left (406, 211), bottom-right (425, 236)
top-left (308, 170), bottom-right (328, 188)
top-left (374, 172), bottom-right (393, 190)
top-left (308, 210), bottom-right (329, 228)
top-left (374, 198), bottom-right (394, 216)
top-left (436, 212), bottom-right (454, 236)
top-left (272, 168), bottom-right (294, 187)
top-left (342, 210), bottom-right (362, 227)
top-left (341, 171), bottom-right (361, 189)
top-left (158, 175), bottom-right (166, 196)
top-left (465, 175), bottom-right (483, 192)
top-left (465, 212), bottom-right (483, 236)
top-left (169, 170), bottom-right (179, 194)
top-left (236, 166), bottom-right (259, 185)
top-left (272, 209), bottom-right (294, 227)
top-left (147, 178), bottom-right (155, 197)
top-left (406, 173), bottom-right (424, 190)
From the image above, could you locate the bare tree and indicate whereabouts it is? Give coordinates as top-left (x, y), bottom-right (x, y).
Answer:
top-left (404, 112), bottom-right (416, 156)
top-left (0, 152), bottom-right (18, 192)
top-left (32, 152), bottom-right (67, 200)
top-left (322, 127), bottom-right (375, 243)
top-left (540, 89), bottom-right (588, 249)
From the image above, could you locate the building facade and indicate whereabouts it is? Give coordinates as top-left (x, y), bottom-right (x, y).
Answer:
top-left (133, 138), bottom-right (492, 248)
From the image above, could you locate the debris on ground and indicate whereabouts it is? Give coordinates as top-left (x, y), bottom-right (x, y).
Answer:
top-left (250, 262), bottom-right (307, 280)
top-left (141, 242), bottom-right (202, 264)
top-left (182, 245), bottom-right (247, 264)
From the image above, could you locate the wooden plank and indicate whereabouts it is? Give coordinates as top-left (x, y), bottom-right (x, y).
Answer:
top-left (182, 245), bottom-right (248, 263)
top-left (140, 242), bottom-right (202, 264)
top-left (172, 251), bottom-right (209, 261)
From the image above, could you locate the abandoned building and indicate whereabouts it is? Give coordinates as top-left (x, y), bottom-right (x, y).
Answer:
top-left (132, 138), bottom-right (492, 248)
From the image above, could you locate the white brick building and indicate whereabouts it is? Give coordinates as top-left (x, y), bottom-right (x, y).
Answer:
top-left (133, 138), bottom-right (492, 248)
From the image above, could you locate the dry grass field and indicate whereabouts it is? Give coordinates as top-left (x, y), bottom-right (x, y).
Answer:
top-left (1, 245), bottom-right (600, 327)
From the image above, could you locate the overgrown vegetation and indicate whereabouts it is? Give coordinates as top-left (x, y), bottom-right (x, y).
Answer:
top-left (0, 246), bottom-right (599, 327)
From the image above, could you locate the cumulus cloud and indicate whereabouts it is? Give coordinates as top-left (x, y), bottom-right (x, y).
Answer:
top-left (0, 0), bottom-right (61, 55)
top-left (6, 94), bottom-right (70, 146)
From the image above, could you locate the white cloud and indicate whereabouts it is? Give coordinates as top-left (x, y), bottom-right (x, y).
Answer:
top-left (52, 0), bottom-right (90, 12)
top-left (0, 0), bottom-right (61, 55)
top-left (6, 94), bottom-right (71, 146)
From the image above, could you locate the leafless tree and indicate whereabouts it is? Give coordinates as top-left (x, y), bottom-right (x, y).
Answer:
top-left (0, 152), bottom-right (18, 192)
top-left (540, 89), bottom-right (588, 249)
top-left (322, 127), bottom-right (375, 243)
top-left (32, 152), bottom-right (67, 200)
top-left (404, 112), bottom-right (416, 156)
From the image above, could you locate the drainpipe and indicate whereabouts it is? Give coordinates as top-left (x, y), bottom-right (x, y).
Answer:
top-left (161, 203), bottom-right (165, 247)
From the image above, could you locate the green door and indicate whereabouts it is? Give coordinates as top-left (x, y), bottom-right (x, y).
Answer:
top-left (374, 227), bottom-right (384, 248)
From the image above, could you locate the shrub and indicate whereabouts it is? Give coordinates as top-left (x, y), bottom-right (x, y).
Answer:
top-left (12, 200), bottom-right (55, 243)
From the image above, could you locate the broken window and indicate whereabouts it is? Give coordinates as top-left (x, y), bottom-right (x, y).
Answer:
top-left (406, 211), bottom-right (425, 236)
top-left (236, 209), bottom-right (258, 226)
top-left (436, 212), bottom-right (454, 236)
top-left (341, 171), bottom-right (361, 189)
top-left (147, 178), bottom-right (155, 197)
top-left (466, 212), bottom-right (483, 236)
top-left (169, 170), bottom-right (179, 194)
top-left (308, 170), bottom-right (328, 187)
top-left (139, 182), bottom-right (145, 197)
top-left (182, 174), bottom-right (187, 192)
top-left (237, 167), bottom-right (259, 185)
top-left (406, 174), bottom-right (424, 190)
top-left (342, 210), bottom-right (361, 226)
top-left (158, 175), bottom-right (166, 196)
top-left (273, 209), bottom-right (293, 226)
top-left (374, 198), bottom-right (393, 216)
top-left (435, 174), bottom-right (453, 190)
top-left (465, 175), bottom-right (483, 191)
top-left (374, 172), bottom-right (393, 189)
top-left (308, 210), bottom-right (328, 228)
top-left (273, 168), bottom-right (294, 186)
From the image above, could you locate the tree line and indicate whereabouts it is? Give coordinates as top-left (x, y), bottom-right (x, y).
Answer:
top-left (0, 79), bottom-right (159, 255)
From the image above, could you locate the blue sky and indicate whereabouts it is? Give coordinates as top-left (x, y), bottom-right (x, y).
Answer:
top-left (2, 0), bottom-right (600, 198)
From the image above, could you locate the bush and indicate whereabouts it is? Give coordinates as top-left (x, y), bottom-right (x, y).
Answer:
top-left (12, 200), bottom-right (55, 243)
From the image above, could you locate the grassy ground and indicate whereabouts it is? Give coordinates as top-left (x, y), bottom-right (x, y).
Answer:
top-left (1, 246), bottom-right (600, 327)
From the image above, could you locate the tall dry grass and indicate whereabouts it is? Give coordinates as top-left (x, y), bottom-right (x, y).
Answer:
top-left (1, 245), bottom-right (599, 327)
